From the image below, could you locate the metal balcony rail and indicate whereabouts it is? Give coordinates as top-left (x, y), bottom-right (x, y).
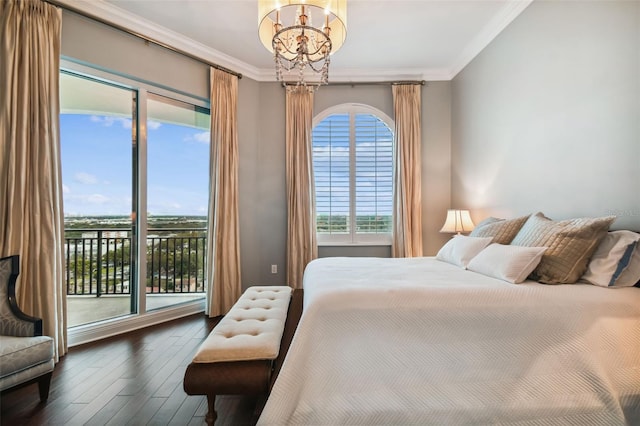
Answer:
top-left (64, 228), bottom-right (207, 297)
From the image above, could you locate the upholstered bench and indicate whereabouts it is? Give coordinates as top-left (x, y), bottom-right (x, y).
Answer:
top-left (183, 286), bottom-right (302, 426)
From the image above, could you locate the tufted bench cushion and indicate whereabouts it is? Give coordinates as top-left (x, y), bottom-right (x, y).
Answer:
top-left (184, 286), bottom-right (302, 426)
top-left (192, 286), bottom-right (292, 363)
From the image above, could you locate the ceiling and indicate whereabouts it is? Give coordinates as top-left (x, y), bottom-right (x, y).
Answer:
top-left (59, 0), bottom-right (533, 82)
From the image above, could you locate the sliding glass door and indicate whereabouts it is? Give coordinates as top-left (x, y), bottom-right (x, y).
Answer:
top-left (60, 72), bottom-right (136, 327)
top-left (60, 71), bottom-right (210, 327)
top-left (145, 94), bottom-right (210, 311)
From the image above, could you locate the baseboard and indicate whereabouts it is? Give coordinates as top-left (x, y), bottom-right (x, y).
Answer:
top-left (68, 299), bottom-right (206, 347)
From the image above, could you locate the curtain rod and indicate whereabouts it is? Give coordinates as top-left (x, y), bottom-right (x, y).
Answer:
top-left (44, 0), bottom-right (243, 79)
top-left (283, 80), bottom-right (426, 87)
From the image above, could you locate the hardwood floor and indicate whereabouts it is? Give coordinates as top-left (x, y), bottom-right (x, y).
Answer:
top-left (0, 314), bottom-right (258, 426)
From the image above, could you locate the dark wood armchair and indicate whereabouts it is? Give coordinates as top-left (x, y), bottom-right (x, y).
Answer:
top-left (0, 255), bottom-right (55, 401)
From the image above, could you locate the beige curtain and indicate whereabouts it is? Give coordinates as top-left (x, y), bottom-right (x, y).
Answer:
top-left (285, 86), bottom-right (318, 289)
top-left (206, 68), bottom-right (242, 317)
top-left (0, 0), bottom-right (67, 361)
top-left (392, 84), bottom-right (423, 258)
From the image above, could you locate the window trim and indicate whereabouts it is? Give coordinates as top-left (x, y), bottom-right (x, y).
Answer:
top-left (61, 57), bottom-right (209, 109)
top-left (312, 103), bottom-right (395, 246)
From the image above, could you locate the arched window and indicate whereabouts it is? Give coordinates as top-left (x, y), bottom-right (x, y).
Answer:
top-left (312, 104), bottom-right (394, 245)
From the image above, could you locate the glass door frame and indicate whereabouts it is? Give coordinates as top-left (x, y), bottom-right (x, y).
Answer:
top-left (61, 58), bottom-right (209, 346)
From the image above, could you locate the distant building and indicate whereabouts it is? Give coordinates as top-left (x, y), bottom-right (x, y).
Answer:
top-left (80, 231), bottom-right (129, 239)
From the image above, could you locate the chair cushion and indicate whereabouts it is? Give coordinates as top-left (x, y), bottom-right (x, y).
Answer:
top-left (0, 335), bottom-right (54, 379)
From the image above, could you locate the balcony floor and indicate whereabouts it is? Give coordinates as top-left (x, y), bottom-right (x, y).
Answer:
top-left (67, 293), bottom-right (205, 327)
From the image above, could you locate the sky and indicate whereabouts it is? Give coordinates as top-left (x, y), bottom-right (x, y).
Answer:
top-left (60, 114), bottom-right (210, 217)
top-left (60, 111), bottom-right (393, 220)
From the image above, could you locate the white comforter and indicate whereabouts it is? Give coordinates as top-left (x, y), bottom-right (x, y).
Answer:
top-left (258, 257), bottom-right (640, 425)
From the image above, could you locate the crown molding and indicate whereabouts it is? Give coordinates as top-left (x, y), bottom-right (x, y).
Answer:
top-left (328, 67), bottom-right (453, 83)
top-left (54, 0), bottom-right (531, 83)
top-left (54, 0), bottom-right (264, 80)
top-left (449, 0), bottom-right (534, 78)
top-left (250, 67), bottom-right (453, 84)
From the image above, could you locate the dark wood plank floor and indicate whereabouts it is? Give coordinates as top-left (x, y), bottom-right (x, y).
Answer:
top-left (0, 314), bottom-right (258, 426)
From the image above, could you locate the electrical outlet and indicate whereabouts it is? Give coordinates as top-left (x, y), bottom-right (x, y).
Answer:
top-left (271, 264), bottom-right (277, 274)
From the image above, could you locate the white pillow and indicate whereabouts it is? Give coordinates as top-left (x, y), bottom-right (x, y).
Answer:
top-left (436, 235), bottom-right (492, 268)
top-left (467, 244), bottom-right (547, 284)
top-left (613, 244), bottom-right (640, 287)
top-left (581, 231), bottom-right (640, 287)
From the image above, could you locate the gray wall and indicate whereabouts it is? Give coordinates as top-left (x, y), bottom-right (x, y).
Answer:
top-left (422, 82), bottom-right (453, 254)
top-left (452, 0), bottom-right (640, 230)
top-left (238, 81), bottom-right (288, 288)
top-left (61, 11), bottom-right (208, 100)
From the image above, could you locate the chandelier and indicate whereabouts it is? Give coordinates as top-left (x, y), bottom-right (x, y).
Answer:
top-left (258, 1), bottom-right (347, 86)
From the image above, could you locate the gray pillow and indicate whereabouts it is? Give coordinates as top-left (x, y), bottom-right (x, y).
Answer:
top-left (470, 215), bottom-right (529, 245)
top-left (511, 212), bottom-right (615, 284)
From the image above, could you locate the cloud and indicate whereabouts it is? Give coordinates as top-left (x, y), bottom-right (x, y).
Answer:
top-left (74, 172), bottom-right (98, 185)
top-left (90, 115), bottom-right (132, 129)
top-left (147, 120), bottom-right (162, 130)
top-left (191, 131), bottom-right (210, 144)
top-left (147, 200), bottom-right (183, 214)
top-left (63, 193), bottom-right (132, 216)
top-left (62, 184), bottom-right (70, 194)
top-left (87, 194), bottom-right (109, 204)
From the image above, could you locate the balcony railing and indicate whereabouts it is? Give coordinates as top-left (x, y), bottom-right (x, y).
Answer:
top-left (64, 228), bottom-right (206, 296)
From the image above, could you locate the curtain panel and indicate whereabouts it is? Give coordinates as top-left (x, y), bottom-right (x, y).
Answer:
top-left (0, 0), bottom-right (67, 360)
top-left (392, 84), bottom-right (423, 258)
top-left (205, 68), bottom-right (242, 317)
top-left (285, 86), bottom-right (318, 289)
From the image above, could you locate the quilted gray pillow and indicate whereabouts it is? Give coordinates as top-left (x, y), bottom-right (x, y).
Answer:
top-left (470, 214), bottom-right (529, 245)
top-left (511, 212), bottom-right (615, 284)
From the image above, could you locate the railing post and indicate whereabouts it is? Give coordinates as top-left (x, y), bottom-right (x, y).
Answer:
top-left (96, 230), bottom-right (102, 298)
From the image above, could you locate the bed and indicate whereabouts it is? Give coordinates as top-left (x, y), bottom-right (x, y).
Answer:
top-left (257, 217), bottom-right (640, 425)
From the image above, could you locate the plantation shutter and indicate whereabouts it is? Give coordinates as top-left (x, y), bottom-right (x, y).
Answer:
top-left (313, 113), bottom-right (350, 234)
top-left (312, 109), bottom-right (394, 242)
top-left (354, 113), bottom-right (393, 233)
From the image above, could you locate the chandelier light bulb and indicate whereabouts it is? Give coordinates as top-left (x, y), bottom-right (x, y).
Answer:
top-left (258, 0), bottom-right (347, 87)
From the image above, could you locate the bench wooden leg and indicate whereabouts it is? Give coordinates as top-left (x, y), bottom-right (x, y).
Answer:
top-left (205, 394), bottom-right (217, 426)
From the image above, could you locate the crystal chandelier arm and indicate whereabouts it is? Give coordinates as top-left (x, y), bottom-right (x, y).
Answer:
top-left (272, 26), bottom-right (329, 52)
top-left (305, 56), bottom-right (330, 73)
top-left (260, 1), bottom-right (347, 87)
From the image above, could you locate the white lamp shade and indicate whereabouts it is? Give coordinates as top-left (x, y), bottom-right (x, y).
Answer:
top-left (258, 0), bottom-right (347, 59)
top-left (440, 209), bottom-right (475, 234)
